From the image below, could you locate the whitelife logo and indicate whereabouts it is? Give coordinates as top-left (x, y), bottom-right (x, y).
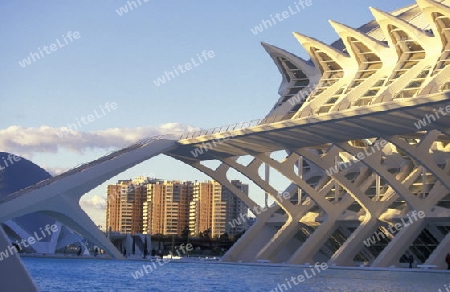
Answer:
top-left (414, 105), bottom-right (450, 130)
top-left (325, 140), bottom-right (388, 176)
top-left (153, 50), bottom-right (216, 87)
top-left (0, 224), bottom-right (59, 261)
top-left (130, 243), bottom-right (193, 279)
top-left (250, 0), bottom-right (313, 35)
top-left (228, 192), bottom-right (292, 228)
top-left (115, 0), bottom-right (149, 16)
top-left (0, 154), bottom-right (21, 173)
top-left (57, 102), bottom-right (118, 138)
top-left (363, 211), bottom-right (425, 247)
top-left (18, 31), bottom-right (81, 68)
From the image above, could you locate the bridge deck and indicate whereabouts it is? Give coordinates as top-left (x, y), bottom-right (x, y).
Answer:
top-left (167, 93), bottom-right (450, 161)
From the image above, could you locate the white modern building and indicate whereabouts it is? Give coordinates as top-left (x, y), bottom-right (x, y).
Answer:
top-left (170, 0), bottom-right (450, 268)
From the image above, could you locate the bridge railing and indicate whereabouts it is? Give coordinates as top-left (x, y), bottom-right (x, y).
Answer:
top-left (178, 114), bottom-right (286, 139)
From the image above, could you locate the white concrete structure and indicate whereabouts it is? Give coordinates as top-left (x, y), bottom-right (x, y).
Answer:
top-left (3, 0), bottom-right (450, 289)
top-left (0, 138), bottom-right (177, 259)
top-left (167, 0), bottom-right (450, 269)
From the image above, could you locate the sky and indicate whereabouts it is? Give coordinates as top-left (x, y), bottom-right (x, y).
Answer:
top-left (0, 0), bottom-right (416, 227)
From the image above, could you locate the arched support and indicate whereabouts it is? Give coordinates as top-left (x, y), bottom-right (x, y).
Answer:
top-left (0, 138), bottom-right (177, 259)
top-left (372, 181), bottom-right (449, 267)
top-left (252, 152), bottom-right (359, 264)
top-left (189, 161), bottom-right (260, 212)
top-left (221, 157), bottom-right (297, 215)
top-left (255, 199), bottom-right (314, 262)
top-left (182, 159), bottom-right (280, 262)
top-left (296, 147), bottom-right (384, 265)
top-left (296, 146), bottom-right (401, 265)
top-left (297, 139), bottom-right (432, 266)
top-left (385, 131), bottom-right (450, 191)
top-left (41, 196), bottom-right (123, 259)
top-left (336, 140), bottom-right (424, 211)
top-left (220, 156), bottom-right (311, 262)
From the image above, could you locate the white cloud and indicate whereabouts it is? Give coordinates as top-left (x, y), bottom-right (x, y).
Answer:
top-left (80, 195), bottom-right (107, 210)
top-left (0, 123), bottom-right (200, 158)
top-left (80, 195), bottom-right (109, 228)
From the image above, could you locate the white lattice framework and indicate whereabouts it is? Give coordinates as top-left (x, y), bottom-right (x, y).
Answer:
top-left (172, 0), bottom-right (450, 268)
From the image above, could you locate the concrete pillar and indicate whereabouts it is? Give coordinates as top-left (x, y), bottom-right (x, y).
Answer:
top-left (424, 230), bottom-right (450, 269)
top-left (222, 208), bottom-right (276, 262)
top-left (330, 218), bottom-right (380, 266)
top-left (288, 217), bottom-right (338, 264)
top-left (257, 205), bottom-right (311, 261)
top-left (372, 219), bottom-right (427, 267)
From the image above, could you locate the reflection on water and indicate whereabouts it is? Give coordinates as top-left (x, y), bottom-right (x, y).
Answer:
top-left (22, 257), bottom-right (449, 292)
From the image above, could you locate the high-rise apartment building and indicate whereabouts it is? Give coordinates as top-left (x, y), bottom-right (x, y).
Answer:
top-left (189, 181), bottom-right (218, 237)
top-left (224, 180), bottom-right (249, 235)
top-left (106, 178), bottom-right (147, 234)
top-left (189, 180), bottom-right (249, 238)
top-left (143, 180), bottom-right (193, 235)
top-left (107, 177), bottom-right (248, 237)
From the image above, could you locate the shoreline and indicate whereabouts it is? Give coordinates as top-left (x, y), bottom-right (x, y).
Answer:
top-left (20, 254), bottom-right (450, 274)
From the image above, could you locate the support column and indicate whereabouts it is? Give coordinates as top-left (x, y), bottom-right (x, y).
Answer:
top-left (371, 219), bottom-right (427, 267)
top-left (222, 206), bottom-right (278, 262)
top-left (288, 217), bottom-right (338, 264)
top-left (186, 159), bottom-right (276, 262)
top-left (256, 201), bottom-right (314, 261)
top-left (386, 131), bottom-right (450, 191)
top-left (425, 230), bottom-right (450, 269)
top-left (329, 218), bottom-right (380, 266)
top-left (372, 183), bottom-right (449, 267)
top-left (221, 157), bottom-right (305, 262)
top-left (295, 145), bottom-right (419, 266)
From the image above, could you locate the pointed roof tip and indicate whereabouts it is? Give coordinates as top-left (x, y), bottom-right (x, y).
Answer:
top-left (292, 32), bottom-right (308, 41)
top-left (260, 41), bottom-right (278, 52)
top-left (260, 41), bottom-right (273, 48)
top-left (369, 6), bottom-right (388, 19)
top-left (293, 32), bottom-right (323, 47)
top-left (328, 19), bottom-right (337, 25)
top-left (328, 20), bottom-right (349, 32)
top-left (292, 32), bottom-right (311, 46)
top-left (368, 6), bottom-right (381, 13)
top-left (260, 41), bottom-right (277, 54)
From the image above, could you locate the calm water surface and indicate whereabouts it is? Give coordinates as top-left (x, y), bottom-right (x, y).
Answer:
top-left (22, 257), bottom-right (449, 292)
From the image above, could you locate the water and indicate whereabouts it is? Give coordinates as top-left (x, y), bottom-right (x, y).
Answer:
top-left (22, 257), bottom-right (449, 292)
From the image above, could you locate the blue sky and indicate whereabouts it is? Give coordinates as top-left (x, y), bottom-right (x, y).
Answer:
top-left (0, 0), bottom-right (415, 226)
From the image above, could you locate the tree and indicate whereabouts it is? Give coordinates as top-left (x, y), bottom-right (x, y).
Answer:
top-left (202, 228), bottom-right (211, 239)
top-left (182, 226), bottom-right (190, 238)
